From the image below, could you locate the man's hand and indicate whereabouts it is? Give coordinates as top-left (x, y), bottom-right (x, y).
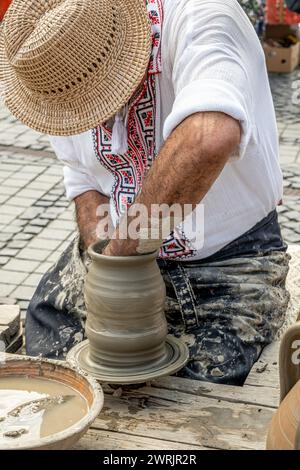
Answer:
top-left (103, 238), bottom-right (138, 257)
top-left (103, 111), bottom-right (241, 257)
top-left (74, 190), bottom-right (110, 250)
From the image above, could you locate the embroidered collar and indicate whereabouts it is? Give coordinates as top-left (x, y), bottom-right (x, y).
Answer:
top-left (147, 0), bottom-right (163, 74)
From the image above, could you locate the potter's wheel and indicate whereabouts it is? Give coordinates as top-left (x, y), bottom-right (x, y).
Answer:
top-left (67, 336), bottom-right (189, 384)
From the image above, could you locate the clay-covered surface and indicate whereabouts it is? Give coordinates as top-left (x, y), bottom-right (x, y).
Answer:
top-left (73, 374), bottom-right (276, 450)
top-left (78, 244), bottom-right (188, 383)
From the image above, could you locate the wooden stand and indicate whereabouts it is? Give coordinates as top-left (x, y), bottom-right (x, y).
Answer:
top-left (72, 244), bottom-right (300, 450)
top-left (0, 305), bottom-right (23, 354)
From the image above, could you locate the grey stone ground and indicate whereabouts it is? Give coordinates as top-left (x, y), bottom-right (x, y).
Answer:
top-left (0, 70), bottom-right (299, 322)
top-left (0, 105), bottom-right (75, 321)
top-left (270, 70), bottom-right (300, 244)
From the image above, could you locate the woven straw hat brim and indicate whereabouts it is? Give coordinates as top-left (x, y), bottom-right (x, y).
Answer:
top-left (0, 0), bottom-right (151, 136)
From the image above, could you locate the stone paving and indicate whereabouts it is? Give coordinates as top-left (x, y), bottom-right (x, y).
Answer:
top-left (269, 70), bottom-right (300, 245)
top-left (0, 96), bottom-right (77, 324)
top-left (0, 140), bottom-right (75, 321)
top-left (0, 70), bottom-right (299, 323)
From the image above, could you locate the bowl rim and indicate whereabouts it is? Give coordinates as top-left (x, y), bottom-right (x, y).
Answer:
top-left (89, 240), bottom-right (158, 263)
top-left (0, 354), bottom-right (104, 450)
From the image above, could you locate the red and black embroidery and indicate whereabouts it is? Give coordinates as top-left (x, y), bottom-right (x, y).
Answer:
top-left (93, 75), bottom-right (156, 216)
top-left (92, 0), bottom-right (195, 259)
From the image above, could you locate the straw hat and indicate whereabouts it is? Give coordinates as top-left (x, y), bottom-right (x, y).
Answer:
top-left (0, 0), bottom-right (151, 136)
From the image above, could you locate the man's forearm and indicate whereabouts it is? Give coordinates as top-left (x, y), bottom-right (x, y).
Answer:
top-left (104, 112), bottom-right (241, 256)
top-left (74, 190), bottom-right (110, 249)
top-left (135, 112), bottom-right (240, 207)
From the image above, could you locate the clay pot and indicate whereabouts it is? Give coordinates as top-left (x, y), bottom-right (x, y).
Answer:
top-left (84, 241), bottom-right (167, 372)
top-left (67, 241), bottom-right (189, 383)
top-left (266, 321), bottom-right (300, 450)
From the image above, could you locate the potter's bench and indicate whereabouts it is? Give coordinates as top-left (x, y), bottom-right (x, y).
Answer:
top-left (71, 245), bottom-right (300, 451)
top-left (73, 348), bottom-right (281, 450)
top-left (3, 247), bottom-right (299, 450)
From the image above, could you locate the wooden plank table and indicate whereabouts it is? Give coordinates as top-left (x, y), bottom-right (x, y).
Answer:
top-left (72, 341), bottom-right (280, 450)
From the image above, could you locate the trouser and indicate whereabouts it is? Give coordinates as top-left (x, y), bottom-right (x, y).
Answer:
top-left (25, 210), bottom-right (290, 385)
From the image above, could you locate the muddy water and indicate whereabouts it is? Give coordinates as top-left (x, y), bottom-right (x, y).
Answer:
top-left (0, 377), bottom-right (88, 444)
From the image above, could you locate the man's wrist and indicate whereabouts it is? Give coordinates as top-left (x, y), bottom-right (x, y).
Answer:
top-left (74, 190), bottom-right (111, 250)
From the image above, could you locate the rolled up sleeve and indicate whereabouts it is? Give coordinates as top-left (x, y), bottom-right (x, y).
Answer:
top-left (163, 0), bottom-right (257, 160)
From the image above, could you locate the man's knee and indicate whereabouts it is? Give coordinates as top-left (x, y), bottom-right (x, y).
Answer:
top-left (178, 326), bottom-right (260, 385)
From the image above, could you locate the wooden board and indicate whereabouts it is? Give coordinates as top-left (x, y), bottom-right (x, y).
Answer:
top-left (0, 305), bottom-right (22, 353)
top-left (5, 333), bottom-right (23, 354)
top-left (0, 305), bottom-right (23, 353)
top-left (87, 383), bottom-right (274, 450)
top-left (0, 305), bottom-right (20, 338)
top-left (149, 376), bottom-right (279, 409)
top-left (0, 326), bottom-right (9, 348)
top-left (245, 342), bottom-right (280, 390)
top-left (5, 246), bottom-right (298, 450)
top-left (74, 429), bottom-right (205, 450)
top-left (73, 333), bottom-right (282, 450)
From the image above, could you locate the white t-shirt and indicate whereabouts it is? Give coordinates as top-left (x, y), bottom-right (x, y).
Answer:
top-left (49, 0), bottom-right (283, 260)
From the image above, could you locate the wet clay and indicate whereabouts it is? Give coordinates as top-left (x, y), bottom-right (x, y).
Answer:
top-left (0, 377), bottom-right (88, 444)
top-left (85, 243), bottom-right (167, 369)
top-left (67, 241), bottom-right (189, 383)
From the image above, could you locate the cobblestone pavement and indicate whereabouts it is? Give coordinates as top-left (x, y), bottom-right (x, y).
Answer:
top-left (269, 71), bottom-right (300, 245)
top-left (0, 103), bottom-right (75, 321)
top-left (0, 70), bottom-right (299, 321)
